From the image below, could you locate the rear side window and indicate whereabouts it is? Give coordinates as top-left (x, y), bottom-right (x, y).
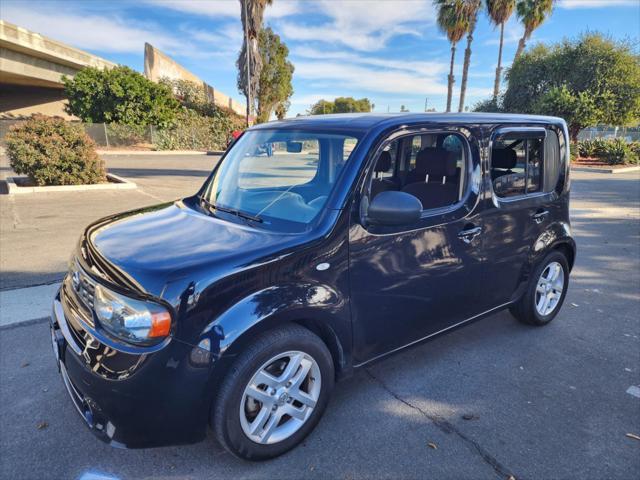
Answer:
top-left (491, 135), bottom-right (544, 198)
top-left (543, 130), bottom-right (561, 192)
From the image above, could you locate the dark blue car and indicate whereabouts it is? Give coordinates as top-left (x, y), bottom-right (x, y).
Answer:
top-left (50, 113), bottom-right (575, 460)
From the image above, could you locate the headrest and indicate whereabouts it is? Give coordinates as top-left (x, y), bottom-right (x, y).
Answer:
top-left (415, 148), bottom-right (457, 178)
top-left (375, 151), bottom-right (392, 173)
top-left (492, 148), bottom-right (517, 169)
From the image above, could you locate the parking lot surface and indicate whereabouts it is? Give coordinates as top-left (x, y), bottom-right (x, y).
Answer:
top-left (0, 154), bottom-right (638, 479)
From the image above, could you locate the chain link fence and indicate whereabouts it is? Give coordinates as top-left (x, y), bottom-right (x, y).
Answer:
top-left (577, 126), bottom-right (640, 142)
top-left (0, 119), bottom-right (230, 151)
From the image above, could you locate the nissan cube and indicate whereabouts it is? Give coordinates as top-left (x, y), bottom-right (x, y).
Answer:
top-left (50, 113), bottom-right (575, 460)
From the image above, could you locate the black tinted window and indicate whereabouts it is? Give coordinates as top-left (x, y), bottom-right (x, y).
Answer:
top-left (492, 136), bottom-right (544, 198)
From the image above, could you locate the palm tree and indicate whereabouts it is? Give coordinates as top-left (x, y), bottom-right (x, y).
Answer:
top-left (486, 0), bottom-right (516, 100)
top-left (457, 0), bottom-right (482, 112)
top-left (238, 0), bottom-right (273, 125)
top-left (514, 0), bottom-right (554, 60)
top-left (434, 0), bottom-right (469, 112)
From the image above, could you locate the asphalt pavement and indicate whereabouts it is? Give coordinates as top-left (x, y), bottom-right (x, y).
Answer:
top-left (0, 155), bottom-right (638, 479)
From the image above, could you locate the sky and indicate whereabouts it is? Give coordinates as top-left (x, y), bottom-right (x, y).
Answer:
top-left (2, 0), bottom-right (639, 116)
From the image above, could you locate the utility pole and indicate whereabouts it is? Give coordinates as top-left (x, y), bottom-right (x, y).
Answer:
top-left (243, 0), bottom-right (251, 127)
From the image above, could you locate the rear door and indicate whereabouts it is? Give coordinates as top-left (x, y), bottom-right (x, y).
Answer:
top-left (480, 126), bottom-right (560, 308)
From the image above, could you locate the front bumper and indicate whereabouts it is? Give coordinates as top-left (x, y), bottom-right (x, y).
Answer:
top-left (50, 289), bottom-right (212, 448)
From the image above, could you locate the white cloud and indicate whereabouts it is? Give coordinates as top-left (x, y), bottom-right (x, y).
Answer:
top-left (293, 47), bottom-right (448, 76)
top-left (144, 0), bottom-right (302, 19)
top-left (279, 0), bottom-right (436, 51)
top-left (294, 60), bottom-right (448, 96)
top-left (2, 4), bottom-right (183, 54)
top-left (558, 0), bottom-right (638, 8)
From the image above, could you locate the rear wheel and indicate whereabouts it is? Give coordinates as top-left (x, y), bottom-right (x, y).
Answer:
top-left (212, 325), bottom-right (334, 460)
top-left (510, 250), bottom-right (569, 326)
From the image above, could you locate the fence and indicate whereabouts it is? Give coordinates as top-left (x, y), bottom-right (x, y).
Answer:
top-left (82, 123), bottom-right (157, 149)
top-left (0, 119), bottom-right (229, 151)
top-left (577, 126), bottom-right (640, 141)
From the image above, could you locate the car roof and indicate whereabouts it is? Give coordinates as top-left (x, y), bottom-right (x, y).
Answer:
top-left (251, 112), bottom-right (565, 133)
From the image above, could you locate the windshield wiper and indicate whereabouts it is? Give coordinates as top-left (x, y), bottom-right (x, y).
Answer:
top-left (200, 197), bottom-right (263, 223)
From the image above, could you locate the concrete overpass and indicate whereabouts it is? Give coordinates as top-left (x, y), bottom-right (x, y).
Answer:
top-left (0, 20), bottom-right (116, 118)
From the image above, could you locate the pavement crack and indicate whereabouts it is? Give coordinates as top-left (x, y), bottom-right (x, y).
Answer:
top-left (365, 368), bottom-right (517, 480)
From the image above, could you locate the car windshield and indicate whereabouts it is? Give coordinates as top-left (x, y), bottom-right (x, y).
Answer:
top-left (202, 129), bottom-right (360, 231)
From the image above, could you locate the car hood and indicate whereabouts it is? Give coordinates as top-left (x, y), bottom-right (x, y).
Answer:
top-left (84, 200), bottom-right (303, 298)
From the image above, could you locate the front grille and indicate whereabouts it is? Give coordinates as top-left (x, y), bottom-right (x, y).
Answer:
top-left (70, 261), bottom-right (96, 311)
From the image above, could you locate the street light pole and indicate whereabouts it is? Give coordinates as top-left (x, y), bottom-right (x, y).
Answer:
top-left (243, 0), bottom-right (251, 127)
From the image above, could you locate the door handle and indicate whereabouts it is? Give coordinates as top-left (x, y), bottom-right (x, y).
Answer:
top-left (532, 210), bottom-right (550, 224)
top-left (458, 226), bottom-right (482, 244)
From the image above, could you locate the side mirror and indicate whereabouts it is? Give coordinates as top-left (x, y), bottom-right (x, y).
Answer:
top-left (286, 141), bottom-right (303, 153)
top-left (367, 191), bottom-right (422, 226)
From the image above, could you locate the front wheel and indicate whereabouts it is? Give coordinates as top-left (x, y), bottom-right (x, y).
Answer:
top-left (510, 250), bottom-right (570, 326)
top-left (212, 325), bottom-right (334, 460)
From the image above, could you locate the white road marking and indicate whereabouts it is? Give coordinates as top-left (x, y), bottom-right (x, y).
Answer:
top-left (0, 283), bottom-right (60, 327)
top-left (626, 386), bottom-right (640, 399)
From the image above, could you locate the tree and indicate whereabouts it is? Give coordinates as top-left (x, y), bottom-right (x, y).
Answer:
top-left (514, 0), bottom-right (554, 60)
top-left (486, 0), bottom-right (516, 100)
top-left (434, 0), bottom-right (470, 112)
top-left (458, 0), bottom-right (482, 112)
top-left (274, 101), bottom-right (290, 120)
top-left (502, 34), bottom-right (640, 141)
top-left (255, 27), bottom-right (294, 123)
top-left (309, 99), bottom-right (335, 115)
top-left (63, 66), bottom-right (179, 127)
top-left (237, 0), bottom-right (273, 124)
top-left (308, 97), bottom-right (372, 115)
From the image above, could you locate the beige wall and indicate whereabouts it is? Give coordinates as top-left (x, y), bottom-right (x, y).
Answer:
top-left (144, 42), bottom-right (245, 116)
top-left (0, 84), bottom-right (75, 119)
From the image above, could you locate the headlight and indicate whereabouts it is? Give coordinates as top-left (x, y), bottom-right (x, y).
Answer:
top-left (94, 284), bottom-right (171, 345)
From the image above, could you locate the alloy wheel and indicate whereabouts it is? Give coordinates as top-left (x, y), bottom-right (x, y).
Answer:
top-left (239, 351), bottom-right (321, 445)
top-left (535, 261), bottom-right (565, 316)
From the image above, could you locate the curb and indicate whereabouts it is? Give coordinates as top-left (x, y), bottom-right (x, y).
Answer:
top-left (96, 150), bottom-right (224, 156)
top-left (6, 173), bottom-right (137, 194)
top-left (571, 165), bottom-right (640, 174)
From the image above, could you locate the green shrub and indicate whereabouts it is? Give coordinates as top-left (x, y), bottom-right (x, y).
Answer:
top-left (5, 115), bottom-right (106, 186)
top-left (601, 138), bottom-right (630, 165)
top-left (155, 108), bottom-right (244, 151)
top-left (576, 137), bottom-right (638, 164)
top-left (63, 66), bottom-right (179, 128)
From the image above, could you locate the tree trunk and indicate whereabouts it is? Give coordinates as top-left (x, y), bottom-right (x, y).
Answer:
top-left (493, 22), bottom-right (505, 100)
top-left (514, 28), bottom-right (530, 61)
top-left (458, 19), bottom-right (476, 113)
top-left (569, 125), bottom-right (581, 144)
top-left (447, 43), bottom-right (456, 113)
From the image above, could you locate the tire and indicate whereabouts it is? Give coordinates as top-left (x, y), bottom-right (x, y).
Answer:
top-left (212, 325), bottom-right (334, 461)
top-left (510, 250), bottom-right (570, 326)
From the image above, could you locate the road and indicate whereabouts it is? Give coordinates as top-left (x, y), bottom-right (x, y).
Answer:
top-left (0, 156), bottom-right (639, 479)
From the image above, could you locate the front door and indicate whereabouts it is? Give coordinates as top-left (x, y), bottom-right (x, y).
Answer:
top-left (348, 128), bottom-right (484, 364)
